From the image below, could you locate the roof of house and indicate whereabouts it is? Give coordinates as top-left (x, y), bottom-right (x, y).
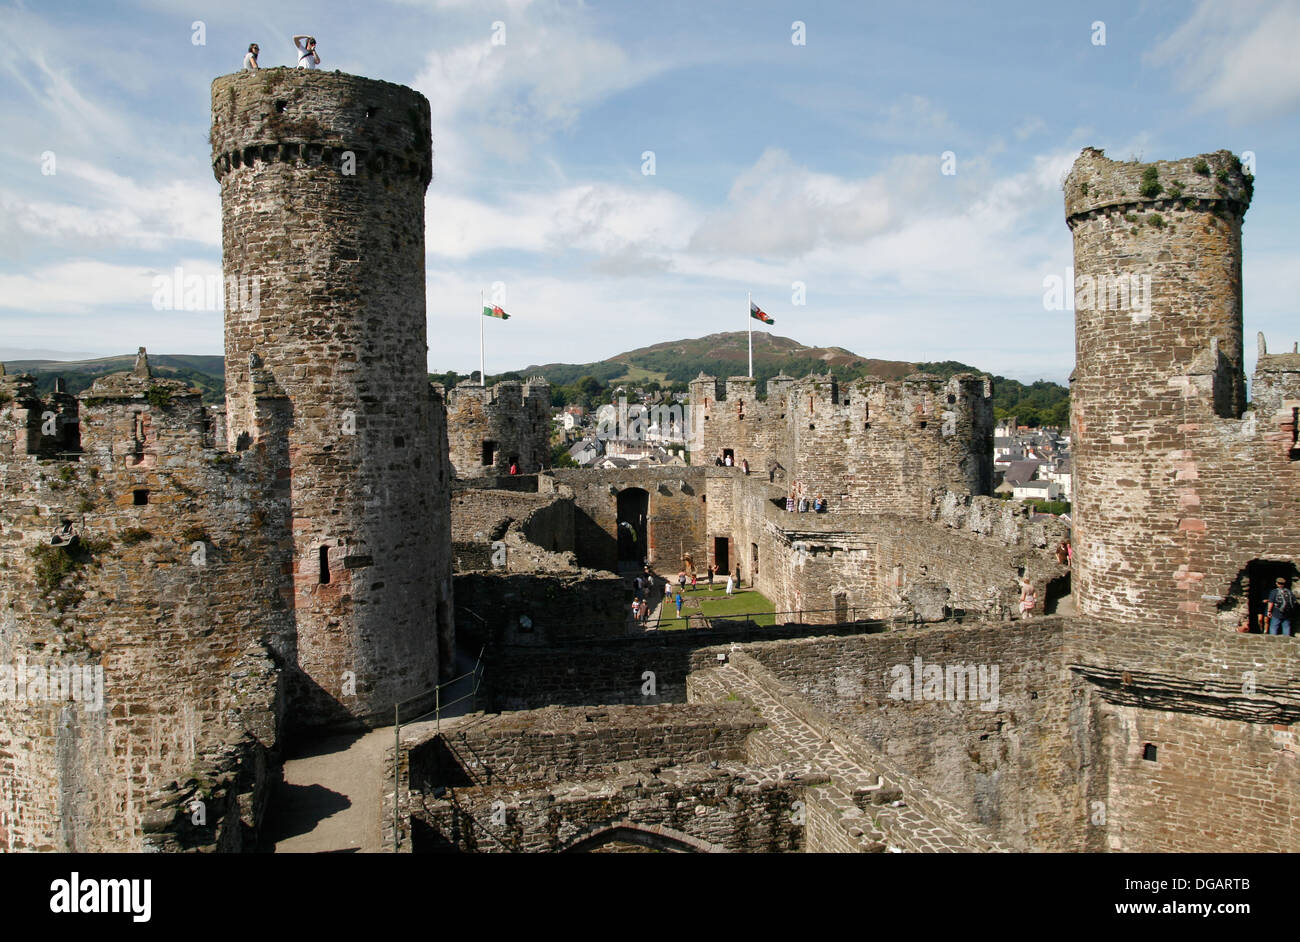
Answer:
top-left (1003, 459), bottom-right (1041, 486)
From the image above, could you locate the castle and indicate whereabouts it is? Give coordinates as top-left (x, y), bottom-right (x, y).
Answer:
top-left (0, 66), bottom-right (1295, 854)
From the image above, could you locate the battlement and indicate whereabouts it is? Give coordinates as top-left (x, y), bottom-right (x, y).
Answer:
top-left (446, 379), bottom-right (552, 478)
top-left (210, 69), bottom-right (432, 185)
top-left (689, 370), bottom-right (993, 515)
top-left (1256, 332), bottom-right (1300, 375)
top-left (447, 376), bottom-right (551, 409)
top-left (1064, 147), bottom-right (1252, 224)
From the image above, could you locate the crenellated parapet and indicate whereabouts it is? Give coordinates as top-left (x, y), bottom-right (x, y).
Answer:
top-left (689, 368), bottom-right (992, 516)
top-left (446, 379), bottom-right (552, 477)
top-left (1064, 147), bottom-right (1252, 224)
top-left (210, 68), bottom-right (432, 186)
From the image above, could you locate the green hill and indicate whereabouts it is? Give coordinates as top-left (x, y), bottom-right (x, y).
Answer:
top-left (2, 335), bottom-right (1071, 427)
top-left (5, 354), bottom-right (225, 404)
top-left (513, 332), bottom-right (1070, 426)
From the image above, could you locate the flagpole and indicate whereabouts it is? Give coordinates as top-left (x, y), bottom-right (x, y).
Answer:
top-left (479, 289), bottom-right (485, 386)
top-left (748, 291), bottom-right (753, 378)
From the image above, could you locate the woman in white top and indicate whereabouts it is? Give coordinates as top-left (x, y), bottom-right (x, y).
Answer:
top-left (243, 43), bottom-right (259, 70)
top-left (293, 35), bottom-right (320, 69)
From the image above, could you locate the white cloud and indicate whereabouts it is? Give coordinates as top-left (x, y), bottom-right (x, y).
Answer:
top-left (0, 258), bottom-right (222, 314)
top-left (426, 182), bottom-right (699, 262)
top-left (0, 158), bottom-right (219, 250)
top-left (1146, 0), bottom-right (1300, 120)
top-left (411, 13), bottom-right (669, 177)
top-left (688, 149), bottom-right (895, 258)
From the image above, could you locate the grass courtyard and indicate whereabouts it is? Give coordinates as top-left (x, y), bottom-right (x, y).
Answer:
top-left (650, 583), bottom-right (776, 630)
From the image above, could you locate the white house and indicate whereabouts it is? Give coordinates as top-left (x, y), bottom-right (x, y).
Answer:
top-left (1013, 479), bottom-right (1061, 502)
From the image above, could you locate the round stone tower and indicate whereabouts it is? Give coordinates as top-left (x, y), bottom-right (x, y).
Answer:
top-left (211, 68), bottom-right (445, 727)
top-left (1064, 148), bottom-right (1253, 626)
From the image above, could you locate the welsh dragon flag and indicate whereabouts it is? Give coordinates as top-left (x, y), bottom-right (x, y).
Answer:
top-left (482, 304), bottom-right (510, 319)
top-left (750, 301), bottom-right (774, 325)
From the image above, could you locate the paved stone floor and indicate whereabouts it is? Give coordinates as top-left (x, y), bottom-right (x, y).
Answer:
top-left (268, 648), bottom-right (484, 853)
top-left (270, 727), bottom-right (389, 853)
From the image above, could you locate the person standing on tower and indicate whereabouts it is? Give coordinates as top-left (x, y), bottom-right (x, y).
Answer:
top-left (243, 43), bottom-right (260, 70)
top-left (294, 35), bottom-right (320, 69)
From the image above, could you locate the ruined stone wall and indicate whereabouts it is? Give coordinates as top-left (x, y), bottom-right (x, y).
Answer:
top-left (1066, 147), bottom-right (1298, 630)
top-left (1064, 617), bottom-right (1299, 852)
top-left (0, 379), bottom-right (291, 851)
top-left (483, 621), bottom-right (884, 712)
top-left (412, 705), bottom-right (762, 787)
top-left (401, 705), bottom-right (801, 853)
top-left (411, 762), bottom-right (802, 853)
top-left (539, 467), bottom-right (708, 572)
top-left (0, 372), bottom-right (79, 459)
top-left (450, 486), bottom-right (576, 571)
top-left (454, 570), bottom-right (628, 646)
top-left (728, 622), bottom-right (1092, 851)
top-left (445, 379), bottom-right (552, 478)
top-left (140, 646), bottom-right (283, 852)
top-left (707, 474), bottom-right (1065, 623)
top-left (211, 68), bottom-right (446, 725)
top-left (690, 372), bottom-right (993, 518)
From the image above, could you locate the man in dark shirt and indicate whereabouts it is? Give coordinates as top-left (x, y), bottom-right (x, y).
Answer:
top-left (1267, 577), bottom-right (1294, 636)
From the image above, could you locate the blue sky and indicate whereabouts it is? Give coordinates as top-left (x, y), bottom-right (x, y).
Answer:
top-left (0, 0), bottom-right (1297, 384)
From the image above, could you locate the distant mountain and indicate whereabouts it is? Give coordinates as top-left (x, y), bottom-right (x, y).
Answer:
top-left (516, 332), bottom-right (1069, 426)
top-left (2, 334), bottom-right (1070, 426)
top-left (3, 354), bottom-right (225, 404)
top-left (522, 331), bottom-right (921, 388)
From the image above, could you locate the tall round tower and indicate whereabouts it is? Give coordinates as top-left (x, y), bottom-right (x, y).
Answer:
top-left (211, 68), bottom-right (445, 727)
top-left (1064, 148), bottom-right (1253, 627)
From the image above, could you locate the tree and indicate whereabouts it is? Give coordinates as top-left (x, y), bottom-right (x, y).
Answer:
top-left (550, 442), bottom-right (578, 468)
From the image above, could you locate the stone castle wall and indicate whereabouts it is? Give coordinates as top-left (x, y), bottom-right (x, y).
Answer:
top-left (705, 472), bottom-right (1065, 623)
top-left (445, 379), bottom-right (551, 478)
top-left (0, 374), bottom-right (291, 851)
top-left (539, 467), bottom-right (708, 572)
top-left (690, 372), bottom-right (993, 517)
top-left (1064, 617), bottom-right (1299, 852)
top-left (1066, 148), bottom-right (1300, 631)
top-left (731, 622), bottom-right (1090, 851)
top-left (211, 68), bottom-right (449, 725)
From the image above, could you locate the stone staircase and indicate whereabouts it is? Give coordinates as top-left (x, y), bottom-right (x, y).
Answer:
top-left (689, 651), bottom-right (1011, 853)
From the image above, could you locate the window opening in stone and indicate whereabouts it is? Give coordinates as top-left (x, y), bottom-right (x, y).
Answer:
top-left (132, 489), bottom-right (148, 506)
top-left (1142, 744), bottom-right (1157, 762)
top-left (481, 440), bottom-right (497, 466)
top-left (319, 546), bottom-right (331, 584)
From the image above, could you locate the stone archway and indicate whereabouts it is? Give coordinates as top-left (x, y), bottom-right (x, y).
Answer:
top-left (560, 820), bottom-right (727, 854)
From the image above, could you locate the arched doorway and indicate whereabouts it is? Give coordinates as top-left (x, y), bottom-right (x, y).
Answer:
top-left (616, 488), bottom-right (649, 564)
top-left (561, 822), bottom-right (724, 853)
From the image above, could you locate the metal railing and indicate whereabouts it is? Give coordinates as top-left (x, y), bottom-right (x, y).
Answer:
top-left (391, 644), bottom-right (485, 852)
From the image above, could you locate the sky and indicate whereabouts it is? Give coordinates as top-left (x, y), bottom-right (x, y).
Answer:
top-left (0, 0), bottom-right (1297, 385)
